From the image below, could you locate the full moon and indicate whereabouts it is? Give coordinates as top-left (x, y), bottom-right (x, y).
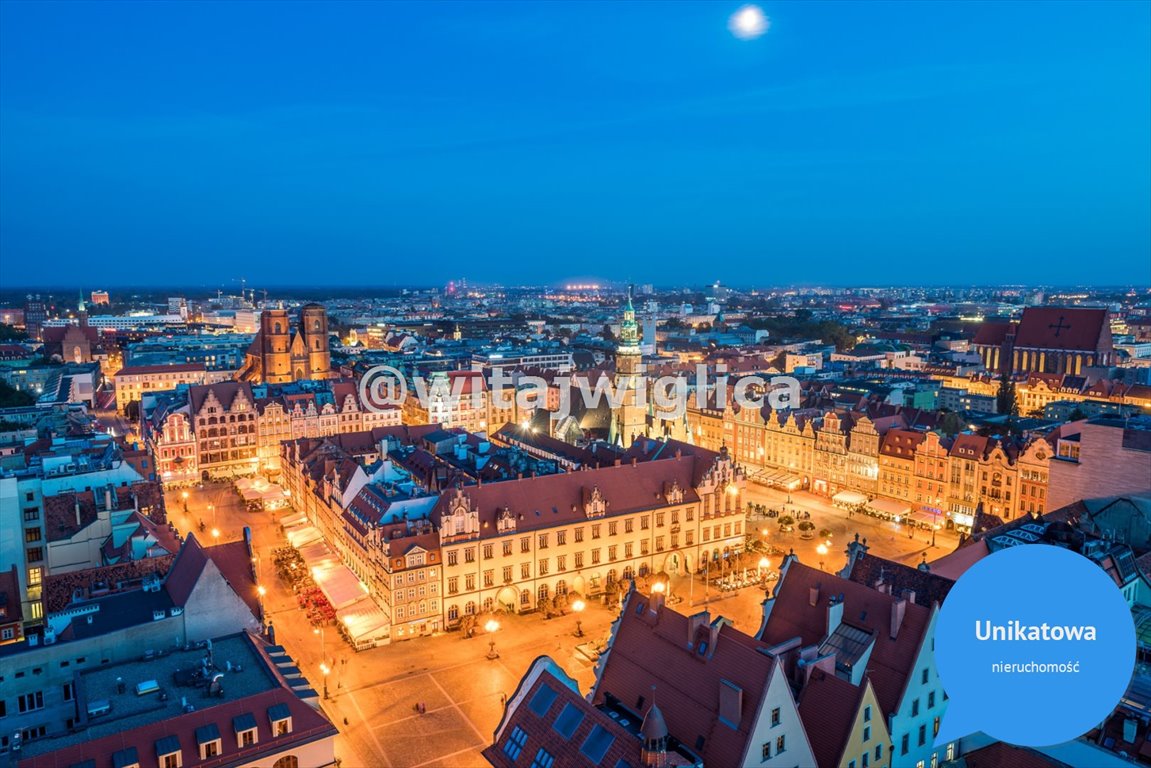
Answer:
top-left (729, 4), bottom-right (769, 40)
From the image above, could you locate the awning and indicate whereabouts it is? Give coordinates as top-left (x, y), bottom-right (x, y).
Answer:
top-left (279, 512), bottom-right (307, 529)
top-left (310, 558), bottom-right (369, 610)
top-left (298, 540), bottom-right (336, 566)
top-left (832, 491), bottom-right (868, 507)
top-left (868, 497), bottom-right (911, 519)
top-left (285, 525), bottom-right (323, 548)
top-left (337, 599), bottom-right (390, 643)
top-left (910, 509), bottom-right (944, 527)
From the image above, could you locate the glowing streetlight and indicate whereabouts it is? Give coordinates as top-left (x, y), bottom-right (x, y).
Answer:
top-left (758, 556), bottom-right (770, 587)
top-left (211, 528), bottom-right (220, 544)
top-left (571, 599), bottom-right (586, 638)
top-left (651, 580), bottom-right (666, 594)
top-left (816, 543), bottom-right (829, 571)
top-left (485, 619), bottom-right (501, 660)
top-left (319, 662), bottom-right (331, 699)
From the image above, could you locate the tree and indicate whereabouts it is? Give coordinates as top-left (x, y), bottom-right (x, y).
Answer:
top-left (601, 324), bottom-right (616, 342)
top-left (0, 380), bottom-right (34, 408)
top-left (0, 323), bottom-right (28, 342)
top-left (939, 411), bottom-right (964, 437)
top-left (1068, 407), bottom-right (1087, 421)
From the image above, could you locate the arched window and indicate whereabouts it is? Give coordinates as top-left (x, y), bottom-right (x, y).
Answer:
top-left (482, 597), bottom-right (493, 613)
top-left (272, 757), bottom-right (298, 768)
top-left (555, 580), bottom-right (567, 596)
top-left (274, 322), bottom-right (282, 334)
top-left (465, 601), bottom-right (476, 615)
top-left (447, 604), bottom-right (459, 621)
top-left (622, 566), bottom-right (634, 581)
top-left (520, 589), bottom-right (531, 607)
top-left (537, 584), bottom-right (549, 603)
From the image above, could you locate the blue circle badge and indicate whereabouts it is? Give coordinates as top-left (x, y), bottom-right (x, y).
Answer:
top-left (934, 544), bottom-right (1136, 747)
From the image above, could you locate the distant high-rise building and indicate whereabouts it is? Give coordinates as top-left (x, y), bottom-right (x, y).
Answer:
top-left (89, 289), bottom-right (110, 305)
top-left (167, 296), bottom-right (188, 320)
top-left (24, 294), bottom-right (48, 341)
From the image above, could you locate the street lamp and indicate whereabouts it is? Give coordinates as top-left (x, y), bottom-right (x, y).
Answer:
top-left (256, 585), bottom-right (266, 621)
top-left (571, 599), bottom-right (586, 638)
top-left (816, 543), bottom-right (828, 571)
top-left (485, 619), bottom-right (501, 660)
top-left (211, 528), bottom-right (220, 545)
top-left (319, 662), bottom-right (330, 700)
top-left (314, 626), bottom-right (325, 660)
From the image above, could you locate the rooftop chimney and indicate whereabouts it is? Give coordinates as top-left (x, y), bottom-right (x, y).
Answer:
top-left (826, 595), bottom-right (844, 637)
top-left (687, 611), bottom-right (709, 648)
top-left (890, 596), bottom-right (907, 640)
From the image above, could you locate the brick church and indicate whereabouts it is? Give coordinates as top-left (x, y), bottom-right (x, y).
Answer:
top-left (973, 306), bottom-right (1114, 376)
top-left (238, 303), bottom-right (332, 383)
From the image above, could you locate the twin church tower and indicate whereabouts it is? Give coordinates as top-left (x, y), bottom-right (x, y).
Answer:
top-left (239, 303), bottom-right (332, 383)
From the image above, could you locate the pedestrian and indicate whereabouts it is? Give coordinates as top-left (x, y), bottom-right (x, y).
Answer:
top-left (343, 717), bottom-right (349, 726)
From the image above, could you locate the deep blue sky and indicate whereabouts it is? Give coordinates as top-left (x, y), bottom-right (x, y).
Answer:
top-left (1, 1), bottom-right (1148, 288)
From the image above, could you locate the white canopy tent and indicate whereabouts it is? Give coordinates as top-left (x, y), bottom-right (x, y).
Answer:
top-left (310, 557), bottom-right (369, 610)
top-left (337, 598), bottom-right (390, 649)
top-left (284, 525), bottom-right (323, 548)
top-left (832, 490), bottom-right (868, 508)
top-left (868, 497), bottom-right (911, 520)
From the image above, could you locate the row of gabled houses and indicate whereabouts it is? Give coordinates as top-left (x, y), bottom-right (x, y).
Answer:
top-left (141, 378), bottom-right (401, 484)
top-left (683, 398), bottom-right (1056, 531)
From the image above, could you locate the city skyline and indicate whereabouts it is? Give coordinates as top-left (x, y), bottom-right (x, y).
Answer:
top-left (2, 0), bottom-right (1149, 288)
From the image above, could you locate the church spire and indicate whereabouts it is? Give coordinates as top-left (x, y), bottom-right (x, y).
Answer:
top-left (618, 286), bottom-right (640, 351)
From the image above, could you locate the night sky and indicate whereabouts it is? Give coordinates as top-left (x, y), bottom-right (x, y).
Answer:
top-left (1, 1), bottom-right (1148, 288)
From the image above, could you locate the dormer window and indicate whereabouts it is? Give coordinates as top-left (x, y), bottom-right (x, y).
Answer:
top-left (233, 712), bottom-right (259, 748)
top-left (112, 747), bottom-right (139, 768)
top-left (155, 735), bottom-right (182, 768)
top-left (268, 703), bottom-right (293, 736)
top-left (196, 724), bottom-right (222, 759)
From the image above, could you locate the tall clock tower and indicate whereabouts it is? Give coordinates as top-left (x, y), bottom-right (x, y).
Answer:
top-left (611, 288), bottom-right (647, 446)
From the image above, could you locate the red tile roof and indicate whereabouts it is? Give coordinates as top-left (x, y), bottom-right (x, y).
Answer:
top-left (1013, 307), bottom-right (1111, 353)
top-left (430, 456), bottom-right (703, 536)
top-left (593, 590), bottom-right (786, 768)
top-left (759, 561), bottom-right (931, 716)
top-left (483, 662), bottom-right (642, 768)
top-left (797, 669), bottom-right (866, 768)
top-left (879, 428), bottom-right (926, 459)
top-left (972, 322), bottom-right (1012, 347)
top-left (164, 533), bottom-right (211, 606)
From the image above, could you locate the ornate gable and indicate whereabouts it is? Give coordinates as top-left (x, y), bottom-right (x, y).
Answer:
top-left (441, 486), bottom-right (480, 540)
top-left (583, 486), bottom-right (608, 518)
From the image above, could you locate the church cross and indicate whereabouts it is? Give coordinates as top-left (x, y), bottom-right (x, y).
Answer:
top-left (1049, 316), bottom-right (1071, 337)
